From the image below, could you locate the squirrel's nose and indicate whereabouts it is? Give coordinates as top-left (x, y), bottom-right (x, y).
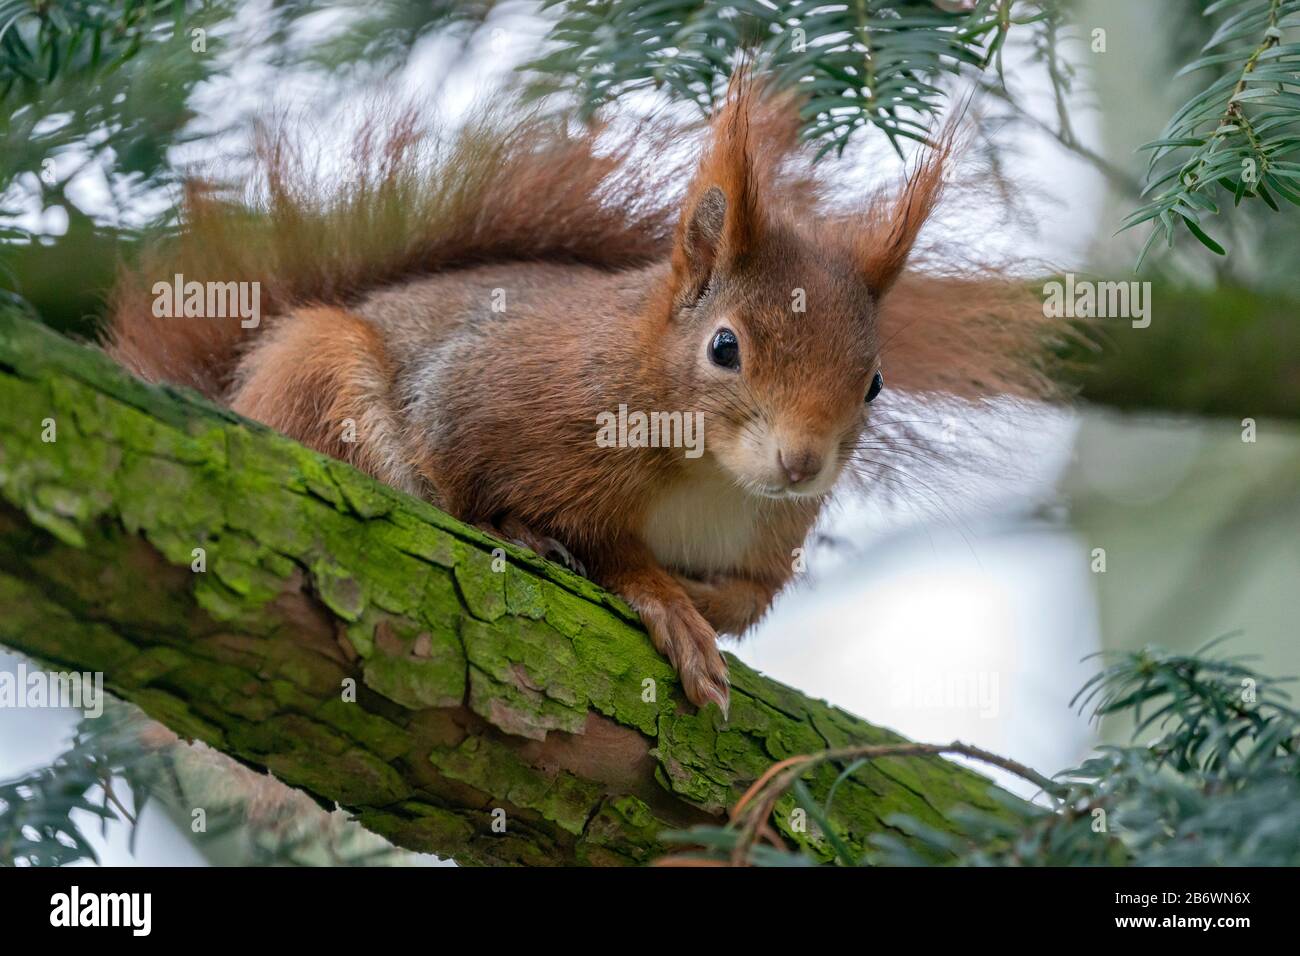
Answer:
top-left (778, 448), bottom-right (822, 486)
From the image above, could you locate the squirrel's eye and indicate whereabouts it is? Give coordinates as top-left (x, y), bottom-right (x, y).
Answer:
top-left (865, 370), bottom-right (884, 404)
top-left (709, 328), bottom-right (740, 370)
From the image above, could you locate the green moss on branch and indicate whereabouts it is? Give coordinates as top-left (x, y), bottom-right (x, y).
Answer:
top-left (0, 311), bottom-right (1007, 865)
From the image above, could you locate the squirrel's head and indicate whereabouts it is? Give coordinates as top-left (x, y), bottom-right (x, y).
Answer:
top-left (659, 81), bottom-right (946, 500)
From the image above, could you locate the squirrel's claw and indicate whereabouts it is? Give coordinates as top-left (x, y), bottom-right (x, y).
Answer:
top-left (538, 538), bottom-right (586, 578)
top-left (517, 534), bottom-right (585, 577)
top-left (491, 513), bottom-right (588, 578)
top-left (679, 653), bottom-right (731, 721)
top-left (700, 673), bottom-right (731, 721)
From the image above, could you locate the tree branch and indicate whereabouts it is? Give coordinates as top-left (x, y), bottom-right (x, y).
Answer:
top-left (0, 310), bottom-right (1011, 866)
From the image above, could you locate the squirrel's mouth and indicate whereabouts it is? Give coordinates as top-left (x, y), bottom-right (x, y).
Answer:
top-left (750, 483), bottom-right (827, 502)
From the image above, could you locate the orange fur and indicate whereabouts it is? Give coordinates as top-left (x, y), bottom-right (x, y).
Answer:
top-left (227, 307), bottom-right (419, 494)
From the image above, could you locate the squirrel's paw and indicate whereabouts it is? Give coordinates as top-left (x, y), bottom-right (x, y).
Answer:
top-left (488, 513), bottom-right (587, 577)
top-left (644, 601), bottom-right (730, 719)
top-left (673, 574), bottom-right (768, 636)
top-left (536, 537), bottom-right (586, 578)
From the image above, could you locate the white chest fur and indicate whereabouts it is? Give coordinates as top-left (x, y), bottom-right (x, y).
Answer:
top-left (641, 470), bottom-right (765, 574)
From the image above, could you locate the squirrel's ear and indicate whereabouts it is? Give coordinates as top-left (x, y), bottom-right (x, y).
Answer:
top-left (670, 78), bottom-right (764, 306)
top-left (857, 135), bottom-right (950, 296)
top-left (676, 184), bottom-right (728, 302)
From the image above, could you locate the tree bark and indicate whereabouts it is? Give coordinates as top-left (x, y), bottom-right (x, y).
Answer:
top-left (0, 310), bottom-right (1008, 866)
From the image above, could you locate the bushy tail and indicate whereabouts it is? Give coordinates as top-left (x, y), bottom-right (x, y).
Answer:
top-left (104, 104), bottom-right (688, 399)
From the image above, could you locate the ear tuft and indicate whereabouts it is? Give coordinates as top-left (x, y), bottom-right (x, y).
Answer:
top-left (858, 128), bottom-right (954, 296)
top-left (670, 73), bottom-right (767, 306)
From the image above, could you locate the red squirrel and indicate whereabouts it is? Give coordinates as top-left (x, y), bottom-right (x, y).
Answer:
top-left (106, 83), bottom-right (1056, 716)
